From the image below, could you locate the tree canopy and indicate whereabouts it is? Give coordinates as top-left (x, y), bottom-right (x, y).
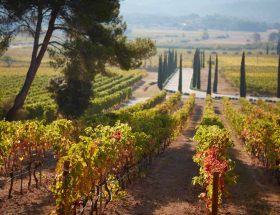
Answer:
top-left (0, 0), bottom-right (156, 119)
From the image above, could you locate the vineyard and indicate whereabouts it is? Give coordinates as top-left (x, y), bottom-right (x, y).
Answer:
top-left (223, 98), bottom-right (280, 182)
top-left (0, 44), bottom-right (280, 214)
top-left (0, 91), bottom-right (197, 214)
top-left (0, 69), bottom-right (144, 120)
top-left (0, 7), bottom-right (280, 214)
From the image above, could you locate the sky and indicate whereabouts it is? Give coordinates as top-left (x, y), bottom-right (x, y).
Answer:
top-left (120, 0), bottom-right (280, 23)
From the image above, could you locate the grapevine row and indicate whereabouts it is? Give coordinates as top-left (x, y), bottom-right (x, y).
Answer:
top-left (0, 119), bottom-right (75, 197)
top-left (95, 75), bottom-right (142, 97)
top-left (84, 91), bottom-right (167, 127)
top-left (193, 96), bottom-right (236, 212)
top-left (52, 93), bottom-right (195, 214)
top-left (223, 98), bottom-right (280, 180)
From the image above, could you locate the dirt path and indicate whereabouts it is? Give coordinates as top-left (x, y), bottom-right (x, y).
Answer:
top-left (132, 72), bottom-right (160, 98)
top-left (213, 100), bottom-right (280, 215)
top-left (106, 99), bottom-right (207, 215)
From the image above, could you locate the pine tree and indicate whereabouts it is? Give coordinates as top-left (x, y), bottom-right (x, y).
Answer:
top-left (277, 39), bottom-right (280, 55)
top-left (213, 54), bottom-right (218, 93)
top-left (178, 54), bottom-right (183, 93)
top-left (240, 52), bottom-right (246, 98)
top-left (196, 49), bottom-right (201, 89)
top-left (277, 55), bottom-right (280, 98)
top-left (157, 55), bottom-right (163, 90)
top-left (207, 56), bottom-right (212, 95)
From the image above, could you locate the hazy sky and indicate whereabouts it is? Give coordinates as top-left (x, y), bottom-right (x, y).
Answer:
top-left (120, 0), bottom-right (280, 23)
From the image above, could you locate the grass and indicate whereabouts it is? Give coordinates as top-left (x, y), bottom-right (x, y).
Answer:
top-left (219, 54), bottom-right (279, 96)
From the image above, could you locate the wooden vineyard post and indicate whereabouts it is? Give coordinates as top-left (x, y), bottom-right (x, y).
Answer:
top-left (63, 160), bottom-right (70, 188)
top-left (63, 160), bottom-right (70, 213)
top-left (20, 167), bottom-right (23, 194)
top-left (211, 172), bottom-right (219, 215)
top-left (8, 171), bottom-right (14, 198)
top-left (99, 185), bottom-right (103, 215)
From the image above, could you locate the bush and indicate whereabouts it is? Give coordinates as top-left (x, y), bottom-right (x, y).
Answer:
top-left (48, 77), bottom-right (92, 118)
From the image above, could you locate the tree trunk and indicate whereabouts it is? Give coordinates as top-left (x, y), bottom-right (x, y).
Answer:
top-left (5, 9), bottom-right (58, 121)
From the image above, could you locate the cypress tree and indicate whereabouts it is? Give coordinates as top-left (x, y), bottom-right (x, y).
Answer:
top-left (197, 49), bottom-right (201, 89)
top-left (200, 51), bottom-right (203, 67)
top-left (266, 44), bottom-right (269, 55)
top-left (192, 49), bottom-right (198, 88)
top-left (277, 39), bottom-right (280, 55)
top-left (175, 51), bottom-right (178, 69)
top-left (213, 54), bottom-right (218, 93)
top-left (157, 55), bottom-right (163, 90)
top-left (277, 55), bottom-right (280, 98)
top-left (207, 56), bottom-right (212, 95)
top-left (240, 52), bottom-right (246, 97)
top-left (168, 49), bottom-right (172, 76)
top-left (178, 54), bottom-right (183, 93)
top-left (203, 51), bottom-right (205, 68)
top-left (163, 53), bottom-right (168, 84)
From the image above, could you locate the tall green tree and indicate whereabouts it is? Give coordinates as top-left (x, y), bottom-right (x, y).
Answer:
top-left (175, 50), bottom-right (178, 69)
top-left (157, 55), bottom-right (163, 90)
top-left (213, 54), bottom-right (218, 93)
top-left (1, 0), bottom-right (156, 120)
top-left (203, 51), bottom-right (205, 68)
top-left (240, 52), bottom-right (247, 98)
top-left (163, 53), bottom-right (168, 84)
top-left (178, 54), bottom-right (183, 93)
top-left (196, 49), bottom-right (201, 89)
top-left (266, 44), bottom-right (270, 55)
top-left (207, 56), bottom-right (212, 95)
top-left (200, 51), bottom-right (203, 67)
top-left (277, 39), bottom-right (280, 55)
top-left (192, 49), bottom-right (198, 88)
top-left (277, 55), bottom-right (280, 98)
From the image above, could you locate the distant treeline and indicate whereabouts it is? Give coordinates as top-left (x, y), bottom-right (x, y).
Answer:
top-left (125, 14), bottom-right (278, 32)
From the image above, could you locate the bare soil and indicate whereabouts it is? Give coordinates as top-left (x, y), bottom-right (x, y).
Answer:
top-left (132, 72), bottom-right (160, 98)
top-left (105, 99), bottom-right (206, 215)
top-left (0, 153), bottom-right (56, 215)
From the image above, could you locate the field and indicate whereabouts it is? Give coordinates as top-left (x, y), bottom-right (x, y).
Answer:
top-left (127, 27), bottom-right (278, 50)
top-left (219, 54), bottom-right (279, 96)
